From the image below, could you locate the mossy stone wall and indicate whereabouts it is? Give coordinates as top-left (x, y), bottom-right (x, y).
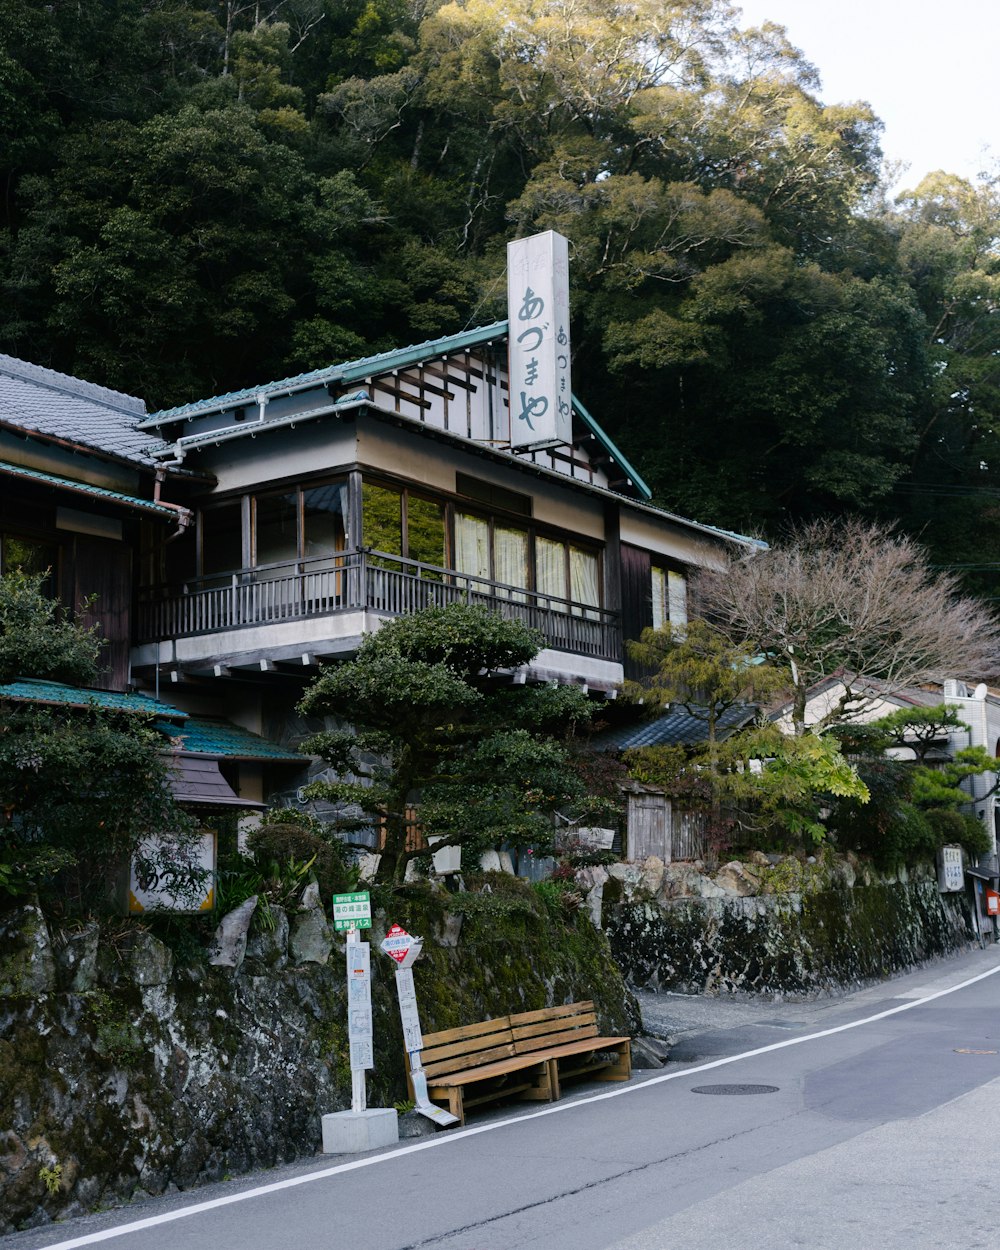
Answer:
top-left (0, 883), bottom-right (634, 1234)
top-left (605, 877), bottom-right (971, 995)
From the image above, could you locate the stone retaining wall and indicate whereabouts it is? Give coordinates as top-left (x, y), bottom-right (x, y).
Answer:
top-left (0, 884), bottom-right (634, 1234)
top-left (596, 853), bottom-right (972, 995)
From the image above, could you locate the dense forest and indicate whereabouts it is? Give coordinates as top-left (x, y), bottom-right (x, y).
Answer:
top-left (3, 1), bottom-right (1000, 593)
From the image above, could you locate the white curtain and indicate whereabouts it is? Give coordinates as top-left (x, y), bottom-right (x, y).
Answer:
top-left (570, 547), bottom-right (600, 618)
top-left (651, 566), bottom-right (668, 631)
top-left (494, 526), bottom-right (528, 601)
top-left (455, 513), bottom-right (490, 591)
top-left (536, 536), bottom-right (566, 602)
top-left (668, 570), bottom-right (688, 628)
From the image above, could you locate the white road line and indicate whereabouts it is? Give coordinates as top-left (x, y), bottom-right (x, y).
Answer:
top-left (35, 956), bottom-right (1000, 1250)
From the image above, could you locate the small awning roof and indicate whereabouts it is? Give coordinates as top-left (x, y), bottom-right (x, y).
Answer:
top-left (152, 716), bottom-right (305, 762)
top-left (0, 678), bottom-right (188, 721)
top-left (167, 755), bottom-right (266, 809)
top-left (0, 459), bottom-right (185, 520)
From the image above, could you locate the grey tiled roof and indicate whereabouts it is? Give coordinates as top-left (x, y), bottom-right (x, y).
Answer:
top-left (593, 703), bottom-right (758, 750)
top-left (0, 354), bottom-right (168, 465)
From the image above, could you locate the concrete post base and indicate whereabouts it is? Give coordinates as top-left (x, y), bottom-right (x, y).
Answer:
top-left (321, 1108), bottom-right (399, 1154)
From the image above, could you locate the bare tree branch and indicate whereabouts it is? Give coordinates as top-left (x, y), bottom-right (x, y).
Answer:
top-left (698, 517), bottom-right (1000, 734)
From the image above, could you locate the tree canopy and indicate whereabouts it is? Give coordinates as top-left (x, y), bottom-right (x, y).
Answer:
top-left (297, 602), bottom-right (598, 884)
top-left (3, 2), bottom-right (1000, 594)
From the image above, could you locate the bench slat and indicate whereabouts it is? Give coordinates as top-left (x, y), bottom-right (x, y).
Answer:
top-left (508, 1002), bottom-right (594, 1026)
top-left (421, 1016), bottom-right (513, 1048)
top-left (512, 1016), bottom-right (598, 1043)
top-left (423, 1041), bottom-right (516, 1076)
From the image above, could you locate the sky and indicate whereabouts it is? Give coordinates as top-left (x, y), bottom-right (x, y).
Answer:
top-left (734, 0), bottom-right (1000, 192)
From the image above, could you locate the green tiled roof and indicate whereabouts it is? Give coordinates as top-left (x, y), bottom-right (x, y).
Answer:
top-left (0, 678), bottom-right (188, 719)
top-left (152, 716), bottom-right (305, 762)
top-left (142, 321), bottom-right (509, 425)
top-left (0, 460), bottom-right (181, 519)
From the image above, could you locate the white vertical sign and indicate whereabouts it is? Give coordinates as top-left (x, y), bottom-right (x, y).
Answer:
top-left (507, 230), bottom-right (572, 450)
top-left (347, 937), bottom-right (374, 1072)
top-left (394, 966), bottom-right (424, 1054)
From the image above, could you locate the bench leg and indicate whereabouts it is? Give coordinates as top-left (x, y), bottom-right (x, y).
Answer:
top-left (547, 1058), bottom-right (561, 1101)
top-left (429, 1085), bottom-right (465, 1127)
top-left (592, 1042), bottom-right (632, 1082)
top-left (519, 1060), bottom-right (557, 1103)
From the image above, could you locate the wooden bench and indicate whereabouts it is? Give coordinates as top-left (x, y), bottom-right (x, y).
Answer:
top-left (411, 1001), bottom-right (631, 1126)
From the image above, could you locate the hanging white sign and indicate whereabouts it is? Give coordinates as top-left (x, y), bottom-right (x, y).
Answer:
top-left (507, 231), bottom-right (572, 451)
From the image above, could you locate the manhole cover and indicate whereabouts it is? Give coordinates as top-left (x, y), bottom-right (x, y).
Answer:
top-left (690, 1084), bottom-right (780, 1095)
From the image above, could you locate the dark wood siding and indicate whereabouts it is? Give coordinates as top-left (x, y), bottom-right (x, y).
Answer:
top-left (620, 543), bottom-right (652, 680)
top-left (72, 537), bottom-right (132, 691)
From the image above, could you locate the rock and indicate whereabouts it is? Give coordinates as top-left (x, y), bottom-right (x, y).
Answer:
top-left (660, 865), bottom-right (710, 899)
top-left (437, 913), bottom-right (463, 949)
top-left (607, 863), bottom-right (644, 896)
top-left (245, 905), bottom-right (289, 967)
top-left (631, 1036), bottom-right (671, 1069)
top-left (714, 861), bottom-right (760, 898)
top-left (576, 865), bottom-right (609, 892)
top-left (289, 900), bottom-right (333, 965)
top-left (356, 853), bottom-right (381, 883)
top-left (207, 897), bottom-right (258, 968)
top-left (641, 856), bottom-right (665, 896)
top-left (300, 881), bottom-right (321, 911)
top-left (54, 923), bottom-right (99, 992)
top-left (122, 930), bottom-right (173, 986)
top-left (397, 1110), bottom-right (436, 1139)
top-left (585, 881), bottom-right (605, 929)
top-left (479, 850), bottom-right (513, 874)
top-left (0, 902), bottom-right (55, 997)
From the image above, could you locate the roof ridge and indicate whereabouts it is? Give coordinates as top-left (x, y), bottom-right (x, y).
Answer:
top-left (143, 320), bottom-right (509, 424)
top-left (0, 354), bottom-right (147, 418)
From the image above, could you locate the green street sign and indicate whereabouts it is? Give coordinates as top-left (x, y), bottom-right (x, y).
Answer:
top-left (333, 890), bottom-right (372, 931)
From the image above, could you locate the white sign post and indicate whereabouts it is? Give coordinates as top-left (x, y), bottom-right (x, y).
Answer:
top-left (345, 930), bottom-right (373, 1112)
top-left (380, 924), bottom-right (459, 1128)
top-left (507, 230), bottom-right (572, 451)
top-left (321, 891), bottom-right (399, 1154)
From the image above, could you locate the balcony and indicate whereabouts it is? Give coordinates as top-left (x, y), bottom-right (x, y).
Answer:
top-left (137, 550), bottom-right (621, 667)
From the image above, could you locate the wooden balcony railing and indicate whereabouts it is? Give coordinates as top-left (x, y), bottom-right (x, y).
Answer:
top-left (137, 550), bottom-right (621, 661)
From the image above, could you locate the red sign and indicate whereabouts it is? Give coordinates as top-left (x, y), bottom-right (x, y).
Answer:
top-left (380, 923), bottom-right (413, 964)
top-left (986, 890), bottom-right (1000, 916)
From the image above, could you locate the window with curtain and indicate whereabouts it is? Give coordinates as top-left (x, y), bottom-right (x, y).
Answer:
top-left (535, 535), bottom-right (566, 602)
top-left (494, 525), bottom-right (529, 601)
top-left (455, 512), bottom-right (490, 591)
top-left (569, 546), bottom-right (600, 618)
top-left (652, 565), bottom-right (687, 631)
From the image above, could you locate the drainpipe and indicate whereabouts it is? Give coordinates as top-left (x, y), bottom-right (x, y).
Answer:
top-left (153, 467), bottom-right (194, 542)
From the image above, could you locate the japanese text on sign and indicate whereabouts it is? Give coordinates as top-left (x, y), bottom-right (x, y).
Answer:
top-left (507, 231), bottom-right (572, 451)
top-left (333, 890), bottom-right (372, 931)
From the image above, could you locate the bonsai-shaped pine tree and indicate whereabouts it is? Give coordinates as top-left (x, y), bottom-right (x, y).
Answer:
top-left (298, 603), bottom-right (595, 884)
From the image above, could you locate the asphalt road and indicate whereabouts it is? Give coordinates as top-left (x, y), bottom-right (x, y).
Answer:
top-left (8, 946), bottom-right (1000, 1250)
